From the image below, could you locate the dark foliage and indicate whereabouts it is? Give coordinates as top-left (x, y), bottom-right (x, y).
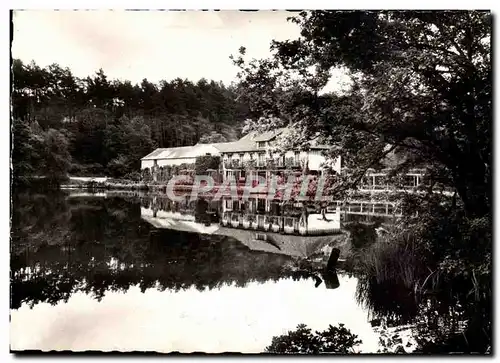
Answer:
top-left (194, 155), bottom-right (221, 175)
top-left (265, 323), bottom-right (362, 354)
top-left (344, 222), bottom-right (377, 249)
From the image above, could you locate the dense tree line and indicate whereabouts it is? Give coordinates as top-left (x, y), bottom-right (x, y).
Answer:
top-left (11, 59), bottom-right (250, 182)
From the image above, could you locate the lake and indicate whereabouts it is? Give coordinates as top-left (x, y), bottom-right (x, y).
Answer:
top-left (10, 190), bottom-right (408, 353)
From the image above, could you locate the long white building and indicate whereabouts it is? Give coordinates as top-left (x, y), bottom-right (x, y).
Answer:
top-left (140, 128), bottom-right (341, 178)
top-left (140, 143), bottom-right (222, 169)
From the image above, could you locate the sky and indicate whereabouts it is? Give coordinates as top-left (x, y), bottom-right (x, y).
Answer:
top-left (12, 10), bottom-right (351, 92)
top-left (12, 10), bottom-right (304, 86)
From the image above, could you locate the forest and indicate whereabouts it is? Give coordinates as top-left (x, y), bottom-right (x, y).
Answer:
top-left (11, 59), bottom-right (251, 184)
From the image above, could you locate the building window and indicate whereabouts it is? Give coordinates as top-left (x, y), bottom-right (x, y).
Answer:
top-left (258, 153), bottom-right (265, 165)
top-left (257, 198), bottom-right (265, 213)
top-left (294, 151), bottom-right (300, 165)
top-left (255, 233), bottom-right (267, 241)
top-left (258, 141), bottom-right (266, 148)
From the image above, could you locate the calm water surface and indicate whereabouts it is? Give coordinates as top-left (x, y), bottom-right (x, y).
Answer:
top-left (10, 190), bottom-right (383, 353)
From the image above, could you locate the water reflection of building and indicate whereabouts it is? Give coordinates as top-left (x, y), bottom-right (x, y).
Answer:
top-left (360, 169), bottom-right (425, 192)
top-left (141, 207), bottom-right (221, 235)
top-left (140, 194), bottom-right (342, 236)
top-left (220, 196), bottom-right (341, 235)
top-left (138, 193), bottom-right (407, 237)
top-left (140, 196), bottom-right (344, 258)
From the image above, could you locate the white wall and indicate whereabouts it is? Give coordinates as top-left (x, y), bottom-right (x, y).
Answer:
top-left (196, 144), bottom-right (221, 156)
top-left (141, 160), bottom-right (154, 169)
top-left (141, 144), bottom-right (221, 170)
top-left (141, 157), bottom-right (196, 169)
top-left (157, 158), bottom-right (196, 167)
top-left (223, 151), bottom-right (261, 167)
top-left (305, 151), bottom-right (334, 171)
top-left (307, 151), bottom-right (324, 171)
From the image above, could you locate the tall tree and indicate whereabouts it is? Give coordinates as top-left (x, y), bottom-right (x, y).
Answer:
top-left (233, 10), bottom-right (491, 218)
top-left (39, 128), bottom-right (72, 183)
top-left (233, 10), bottom-right (492, 353)
top-left (198, 131), bottom-right (228, 144)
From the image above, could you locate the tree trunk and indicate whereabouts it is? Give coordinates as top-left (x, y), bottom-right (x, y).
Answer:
top-left (326, 248), bottom-right (340, 271)
top-left (453, 166), bottom-right (490, 218)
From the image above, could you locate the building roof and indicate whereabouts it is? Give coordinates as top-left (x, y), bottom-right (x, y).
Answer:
top-left (210, 127), bottom-right (286, 153)
top-left (252, 128), bottom-right (285, 142)
top-left (141, 144), bottom-right (221, 160)
top-left (141, 146), bottom-right (193, 160)
top-left (310, 145), bottom-right (331, 149)
top-left (141, 127), bottom-right (332, 160)
top-left (141, 148), bottom-right (170, 160)
top-left (238, 131), bottom-right (258, 140)
top-left (212, 140), bottom-right (258, 153)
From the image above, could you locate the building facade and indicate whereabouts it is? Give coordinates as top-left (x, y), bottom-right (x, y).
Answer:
top-left (217, 128), bottom-right (341, 184)
top-left (141, 144), bottom-right (221, 172)
top-left (140, 128), bottom-right (341, 183)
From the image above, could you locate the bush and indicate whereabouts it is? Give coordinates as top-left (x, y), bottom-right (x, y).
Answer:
top-left (243, 159), bottom-right (256, 170)
top-left (195, 155), bottom-right (220, 175)
top-left (265, 323), bottom-right (362, 354)
top-left (344, 222), bottom-right (378, 249)
top-left (107, 156), bottom-right (130, 178)
top-left (353, 234), bottom-right (423, 325)
top-left (69, 163), bottom-right (105, 176)
top-left (124, 171), bottom-right (141, 182)
top-left (142, 167), bottom-right (152, 182)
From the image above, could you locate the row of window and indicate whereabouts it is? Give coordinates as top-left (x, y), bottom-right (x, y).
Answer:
top-left (224, 151), bottom-right (304, 163)
top-left (224, 198), bottom-right (267, 211)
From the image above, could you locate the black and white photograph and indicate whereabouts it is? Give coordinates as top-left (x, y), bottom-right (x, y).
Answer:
top-left (9, 9), bottom-right (492, 354)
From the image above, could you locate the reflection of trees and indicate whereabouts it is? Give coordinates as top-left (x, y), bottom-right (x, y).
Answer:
top-left (355, 275), bottom-right (419, 326)
top-left (11, 192), bottom-right (295, 309)
top-left (11, 191), bottom-right (72, 254)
